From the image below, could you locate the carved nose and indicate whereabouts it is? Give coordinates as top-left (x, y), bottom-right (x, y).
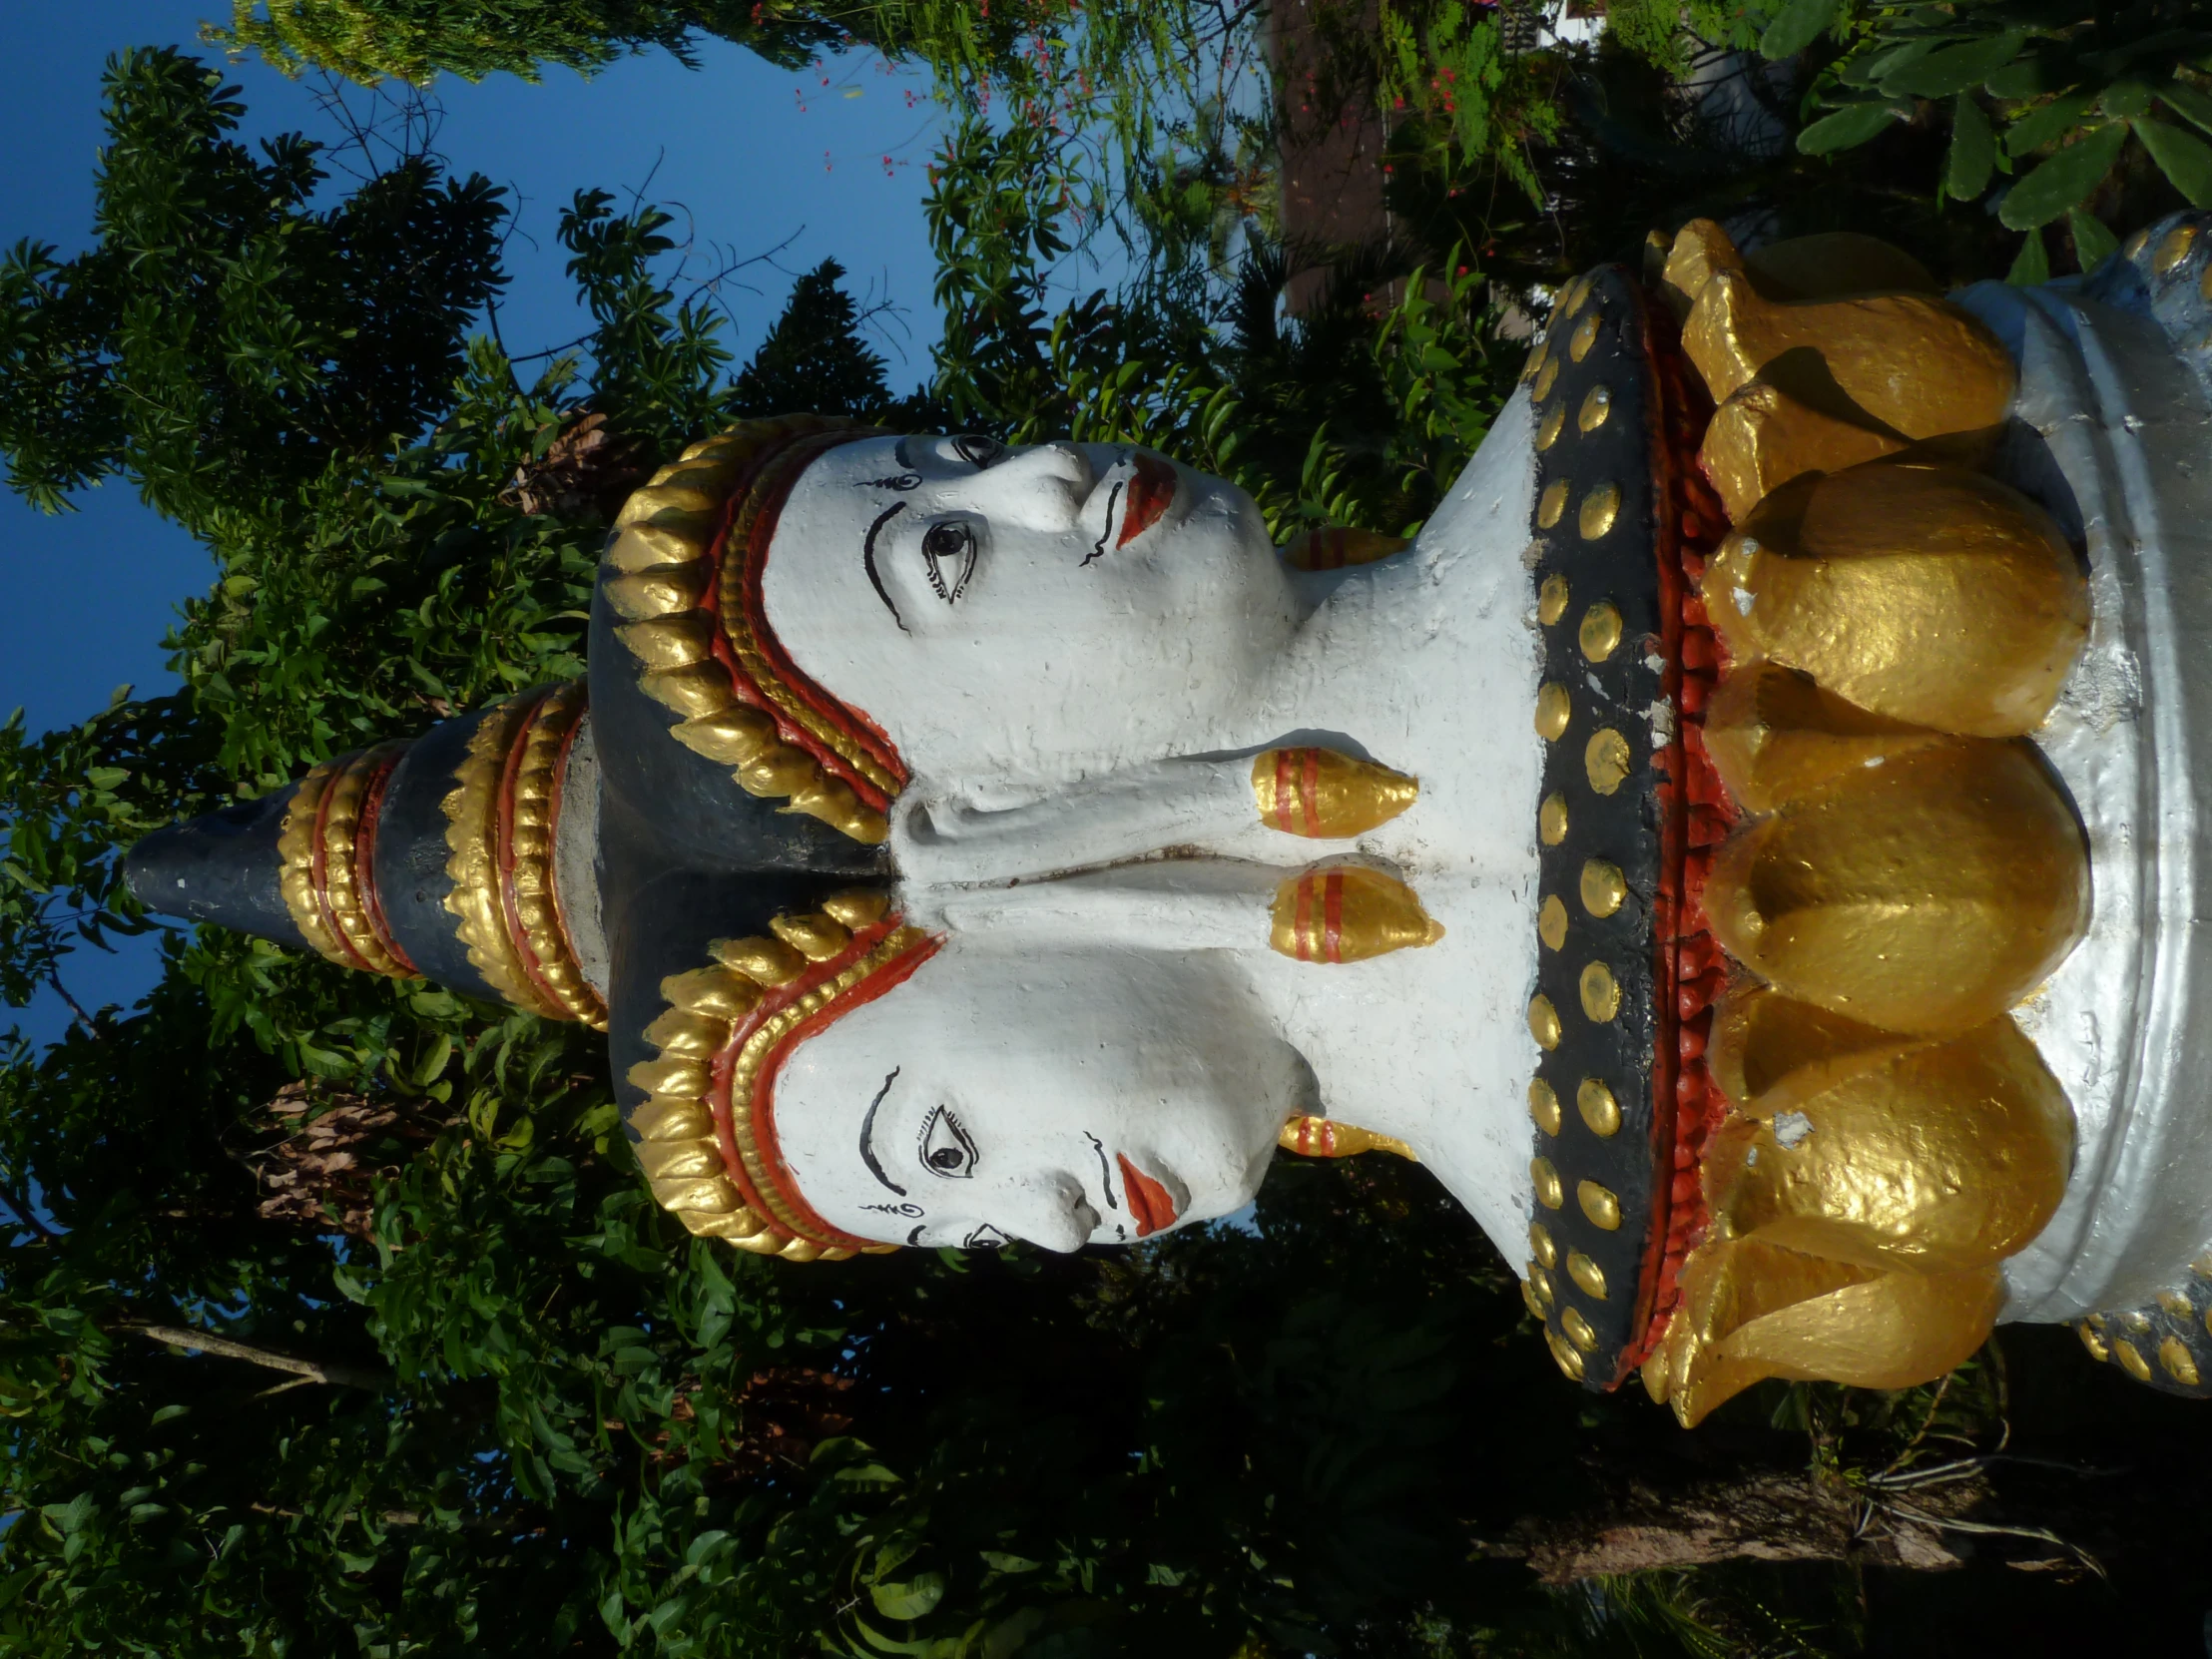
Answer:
top-left (958, 441), bottom-right (1094, 532)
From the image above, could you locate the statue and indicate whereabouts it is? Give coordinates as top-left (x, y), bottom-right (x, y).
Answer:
top-left (127, 211), bottom-right (2212, 1424)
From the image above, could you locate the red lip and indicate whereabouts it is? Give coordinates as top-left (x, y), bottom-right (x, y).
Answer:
top-left (1116, 1153), bottom-right (1179, 1238)
top-left (1114, 454), bottom-right (1178, 549)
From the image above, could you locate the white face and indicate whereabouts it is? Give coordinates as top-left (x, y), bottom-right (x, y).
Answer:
top-left (762, 434), bottom-right (1299, 785)
top-left (771, 943), bottom-right (1305, 1251)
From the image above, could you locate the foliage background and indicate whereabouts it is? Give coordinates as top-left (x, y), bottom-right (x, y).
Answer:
top-left (3, 4), bottom-right (2212, 1656)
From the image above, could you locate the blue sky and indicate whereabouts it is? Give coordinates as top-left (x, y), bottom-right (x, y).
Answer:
top-left (1, 3), bottom-right (951, 1045)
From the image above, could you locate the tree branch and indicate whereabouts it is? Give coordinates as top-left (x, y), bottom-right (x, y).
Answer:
top-left (123, 1324), bottom-right (392, 1391)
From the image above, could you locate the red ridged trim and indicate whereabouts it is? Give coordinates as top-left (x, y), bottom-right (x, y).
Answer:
top-left (352, 751), bottom-right (416, 976)
top-left (1620, 288), bottom-right (1739, 1378)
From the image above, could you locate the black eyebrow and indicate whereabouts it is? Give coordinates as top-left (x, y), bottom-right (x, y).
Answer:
top-left (859, 1067), bottom-right (905, 1196)
top-left (862, 501), bottom-right (909, 633)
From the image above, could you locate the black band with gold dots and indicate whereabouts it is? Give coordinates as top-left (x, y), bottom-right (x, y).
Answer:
top-left (1522, 264), bottom-right (1679, 1391)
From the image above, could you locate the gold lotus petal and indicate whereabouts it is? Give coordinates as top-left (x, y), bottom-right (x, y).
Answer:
top-left (631, 1095), bottom-right (715, 1143)
top-left (627, 1056), bottom-right (711, 1098)
top-left (730, 1228), bottom-right (790, 1253)
top-left (670, 705), bottom-right (782, 766)
top-left (652, 1175), bottom-right (741, 1214)
top-left (1719, 1265), bottom-right (2004, 1391)
top-left (781, 774), bottom-right (890, 843)
top-left (712, 934), bottom-right (807, 985)
top-left (640, 1007), bottom-right (729, 1058)
top-left (734, 745), bottom-right (824, 798)
top-left (684, 1207), bottom-right (777, 1240)
top-left (1705, 463), bottom-right (2087, 738)
top-left (1705, 1014), bottom-right (2073, 1274)
top-left (617, 613), bottom-right (719, 670)
top-left (1660, 218), bottom-right (1747, 319)
top-left (604, 565), bottom-right (711, 621)
top-left (636, 1139), bottom-right (725, 1182)
top-left (772, 911), bottom-right (853, 961)
top-left (639, 662), bottom-right (738, 721)
top-left (1529, 1078), bottom-right (1562, 1136)
top-left (617, 483), bottom-right (722, 524)
top-left (1700, 375), bottom-right (1910, 523)
top-left (1704, 740), bottom-right (2088, 1035)
top-left (779, 1237), bottom-right (826, 1263)
top-left (607, 523), bottom-right (709, 573)
top-left (1683, 269), bottom-right (2015, 439)
top-left (1702, 661), bottom-right (1948, 814)
top-left (821, 889), bottom-right (892, 929)
top-left (660, 964), bottom-right (762, 1021)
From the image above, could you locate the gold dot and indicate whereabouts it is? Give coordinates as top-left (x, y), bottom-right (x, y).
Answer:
top-left (2123, 1310), bottom-right (2152, 1333)
top-left (1577, 1077), bottom-right (1621, 1137)
top-left (2114, 1339), bottom-right (2152, 1382)
top-left (1536, 683), bottom-right (1573, 742)
top-left (1529, 1262), bottom-right (1556, 1308)
top-left (1538, 573), bottom-right (1569, 624)
top-left (1579, 859), bottom-right (1625, 917)
top-left (1529, 1078), bottom-right (1562, 1136)
top-left (1539, 894), bottom-right (1569, 951)
top-left (1521, 1277), bottom-right (1546, 1320)
top-left (1534, 357), bottom-right (1559, 400)
top-left (2124, 227), bottom-right (2148, 260)
top-left (1529, 1221), bottom-right (1557, 1269)
top-left (1539, 793), bottom-right (1569, 845)
top-left (1569, 312), bottom-right (1600, 362)
top-left (1531, 1155), bottom-right (1564, 1209)
top-left (1578, 480), bottom-right (1621, 540)
top-left (1522, 339), bottom-right (1548, 382)
top-left (2193, 1253), bottom-right (2212, 1279)
top-left (2158, 1290), bottom-right (2194, 1320)
top-left (2202, 263), bottom-right (2212, 303)
top-left (2159, 1337), bottom-right (2201, 1386)
top-left (1578, 601), bottom-right (1622, 663)
top-left (1545, 1327), bottom-right (1586, 1380)
top-left (1577, 383), bottom-right (1612, 433)
top-left (2076, 1322), bottom-right (2109, 1362)
top-left (1536, 401), bottom-right (1566, 451)
top-left (1584, 728), bottom-right (1631, 795)
top-left (1562, 276), bottom-right (1589, 316)
top-left (1578, 1179), bottom-right (1622, 1231)
top-left (1560, 1305), bottom-right (1598, 1351)
top-left (1527, 994), bottom-right (1561, 1051)
top-left (2156, 221), bottom-right (2198, 275)
top-left (1579, 962), bottom-right (1621, 1022)
top-left (1566, 1251), bottom-right (1608, 1301)
top-left (1537, 478), bottom-right (1568, 529)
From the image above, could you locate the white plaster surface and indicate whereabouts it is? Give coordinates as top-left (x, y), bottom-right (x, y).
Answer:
top-left (1954, 281), bottom-right (2212, 1319)
top-left (768, 396), bottom-right (1547, 1256)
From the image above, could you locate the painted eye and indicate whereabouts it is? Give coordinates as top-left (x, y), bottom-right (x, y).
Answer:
top-left (963, 1225), bottom-right (1008, 1251)
top-left (951, 433), bottom-right (1003, 467)
top-left (919, 521), bottom-right (977, 603)
top-left (919, 1105), bottom-right (976, 1178)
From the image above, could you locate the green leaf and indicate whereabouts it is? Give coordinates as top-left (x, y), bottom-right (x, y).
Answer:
top-left (1948, 95), bottom-right (1998, 199)
top-left (1883, 29), bottom-right (2025, 97)
top-left (2009, 229), bottom-right (2051, 285)
top-left (868, 1572), bottom-right (946, 1621)
top-left (2005, 91), bottom-right (2098, 158)
top-left (2135, 116), bottom-right (2212, 206)
top-left (1999, 123), bottom-right (2128, 228)
top-left (1798, 102), bottom-right (1904, 155)
top-left (2159, 80), bottom-right (2212, 137)
top-left (1761, 0), bottom-right (1841, 61)
top-left (2068, 208), bottom-right (2121, 273)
